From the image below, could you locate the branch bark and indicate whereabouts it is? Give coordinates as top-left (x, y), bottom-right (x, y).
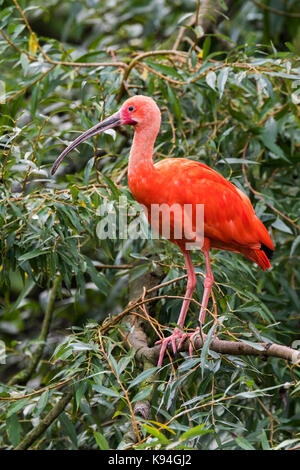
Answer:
top-left (135, 336), bottom-right (300, 365)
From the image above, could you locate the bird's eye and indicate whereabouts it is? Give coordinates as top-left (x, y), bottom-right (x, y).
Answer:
top-left (128, 106), bottom-right (134, 112)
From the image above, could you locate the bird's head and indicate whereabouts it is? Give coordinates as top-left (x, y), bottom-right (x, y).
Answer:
top-left (51, 95), bottom-right (160, 175)
top-left (120, 95), bottom-right (161, 129)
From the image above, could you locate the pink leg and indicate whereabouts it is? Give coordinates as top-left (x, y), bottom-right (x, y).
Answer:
top-left (188, 243), bottom-right (214, 356)
top-left (176, 251), bottom-right (197, 327)
top-left (199, 244), bottom-right (214, 324)
top-left (157, 251), bottom-right (197, 366)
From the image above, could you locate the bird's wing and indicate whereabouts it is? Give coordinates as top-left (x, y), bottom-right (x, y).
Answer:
top-left (154, 158), bottom-right (273, 250)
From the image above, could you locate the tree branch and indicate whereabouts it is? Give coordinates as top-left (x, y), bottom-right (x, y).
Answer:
top-left (118, 260), bottom-right (300, 366)
top-left (123, 313), bottom-right (300, 365)
top-left (116, 50), bottom-right (186, 102)
top-left (8, 275), bottom-right (62, 386)
top-left (150, 337), bottom-right (300, 364)
top-left (15, 388), bottom-right (73, 450)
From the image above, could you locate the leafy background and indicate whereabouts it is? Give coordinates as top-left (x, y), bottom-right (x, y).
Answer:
top-left (0, 0), bottom-right (299, 450)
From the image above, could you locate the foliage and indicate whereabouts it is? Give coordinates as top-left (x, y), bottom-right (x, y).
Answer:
top-left (0, 0), bottom-right (299, 450)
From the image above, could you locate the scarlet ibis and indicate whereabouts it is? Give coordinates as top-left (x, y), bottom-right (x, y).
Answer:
top-left (51, 95), bottom-right (274, 365)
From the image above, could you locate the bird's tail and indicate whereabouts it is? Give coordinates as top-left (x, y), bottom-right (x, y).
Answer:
top-left (244, 246), bottom-right (272, 271)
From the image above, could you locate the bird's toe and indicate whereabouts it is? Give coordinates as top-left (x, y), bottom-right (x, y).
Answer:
top-left (156, 328), bottom-right (188, 365)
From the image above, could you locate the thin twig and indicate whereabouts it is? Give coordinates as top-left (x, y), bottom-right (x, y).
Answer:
top-left (116, 50), bottom-right (187, 102)
top-left (0, 377), bottom-right (74, 401)
top-left (6, 65), bottom-right (56, 103)
top-left (252, 0), bottom-right (300, 18)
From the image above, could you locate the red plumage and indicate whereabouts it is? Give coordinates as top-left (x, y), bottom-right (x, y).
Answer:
top-left (129, 158), bottom-right (273, 270)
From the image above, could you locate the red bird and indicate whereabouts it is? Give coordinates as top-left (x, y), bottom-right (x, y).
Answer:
top-left (51, 95), bottom-right (274, 365)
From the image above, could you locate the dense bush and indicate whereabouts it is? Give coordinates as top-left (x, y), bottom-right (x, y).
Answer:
top-left (0, 0), bottom-right (299, 450)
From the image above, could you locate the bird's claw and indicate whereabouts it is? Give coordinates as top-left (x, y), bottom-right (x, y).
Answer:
top-left (156, 327), bottom-right (219, 365)
top-left (156, 328), bottom-right (187, 366)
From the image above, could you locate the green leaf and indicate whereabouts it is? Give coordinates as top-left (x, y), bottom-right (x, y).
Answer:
top-left (129, 263), bottom-right (150, 282)
top-left (75, 381), bottom-right (87, 410)
top-left (200, 325), bottom-right (216, 377)
top-left (30, 84), bottom-right (39, 115)
top-left (202, 37), bottom-right (211, 60)
top-left (273, 438), bottom-right (300, 450)
top-left (142, 424), bottom-right (170, 445)
top-left (167, 84), bottom-right (182, 122)
top-left (101, 174), bottom-right (121, 199)
top-left (219, 158), bottom-right (258, 165)
top-left (272, 218), bottom-right (293, 234)
top-left (261, 430), bottom-right (271, 450)
top-left (217, 67), bottom-right (230, 98)
top-left (10, 280), bottom-right (35, 312)
top-left (132, 386), bottom-right (153, 402)
top-left (206, 70), bottom-right (217, 90)
top-left (290, 235), bottom-right (300, 256)
top-left (128, 367), bottom-right (158, 389)
top-left (217, 0), bottom-right (229, 10)
top-left (94, 431), bottom-right (110, 450)
top-left (6, 413), bottom-right (21, 447)
top-left (7, 399), bottom-right (28, 418)
top-left (59, 412), bottom-right (78, 448)
top-left (37, 390), bottom-right (50, 414)
top-left (195, 25), bottom-right (204, 39)
top-left (92, 384), bottom-right (121, 398)
top-left (180, 424), bottom-right (212, 441)
top-left (259, 134), bottom-right (289, 161)
top-left (20, 53), bottom-right (29, 76)
top-left (239, 340), bottom-right (265, 351)
top-left (146, 61), bottom-right (182, 80)
top-left (18, 250), bottom-right (49, 261)
top-left (84, 157), bottom-right (94, 187)
top-left (235, 436), bottom-right (255, 450)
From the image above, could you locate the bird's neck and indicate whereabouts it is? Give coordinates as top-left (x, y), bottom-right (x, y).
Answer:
top-left (128, 125), bottom-right (157, 177)
top-left (127, 125), bottom-right (159, 205)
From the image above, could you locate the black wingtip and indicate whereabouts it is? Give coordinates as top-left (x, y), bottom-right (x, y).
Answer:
top-left (261, 243), bottom-right (273, 261)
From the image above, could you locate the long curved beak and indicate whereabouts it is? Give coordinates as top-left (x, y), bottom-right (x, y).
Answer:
top-left (51, 111), bottom-right (122, 175)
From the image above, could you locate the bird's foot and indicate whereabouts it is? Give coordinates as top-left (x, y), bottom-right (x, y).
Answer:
top-left (156, 327), bottom-right (219, 365)
top-left (156, 327), bottom-right (188, 366)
